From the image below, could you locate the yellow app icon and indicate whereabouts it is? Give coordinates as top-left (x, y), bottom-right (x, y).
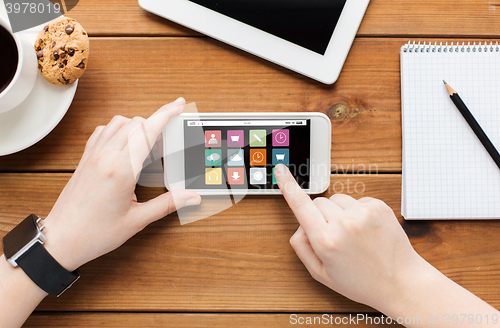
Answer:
top-left (205, 168), bottom-right (222, 185)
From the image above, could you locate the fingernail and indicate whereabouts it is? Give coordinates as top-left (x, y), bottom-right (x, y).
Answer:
top-left (186, 197), bottom-right (201, 206)
top-left (174, 97), bottom-right (185, 114)
top-left (275, 164), bottom-right (286, 176)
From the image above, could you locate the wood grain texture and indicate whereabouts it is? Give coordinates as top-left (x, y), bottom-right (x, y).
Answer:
top-left (0, 37), bottom-right (405, 172)
top-left (2, 173), bottom-right (500, 312)
top-left (68, 0), bottom-right (500, 38)
top-left (2, 37), bottom-right (498, 173)
top-left (0, 0), bottom-right (497, 325)
top-left (23, 313), bottom-right (402, 327)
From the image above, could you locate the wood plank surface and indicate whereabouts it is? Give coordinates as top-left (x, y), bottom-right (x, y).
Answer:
top-left (3, 37), bottom-right (499, 173)
top-left (0, 0), bottom-right (498, 325)
top-left (67, 0), bottom-right (500, 38)
top-left (23, 313), bottom-right (402, 327)
top-left (2, 173), bottom-right (500, 312)
top-left (0, 37), bottom-right (406, 173)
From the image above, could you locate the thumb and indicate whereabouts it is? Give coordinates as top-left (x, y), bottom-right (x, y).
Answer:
top-left (137, 189), bottom-right (201, 226)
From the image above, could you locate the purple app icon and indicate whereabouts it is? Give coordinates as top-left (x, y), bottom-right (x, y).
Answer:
top-left (272, 129), bottom-right (289, 147)
top-left (227, 130), bottom-right (244, 147)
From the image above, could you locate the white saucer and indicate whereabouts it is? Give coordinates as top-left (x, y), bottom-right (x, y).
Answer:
top-left (0, 11), bottom-right (77, 156)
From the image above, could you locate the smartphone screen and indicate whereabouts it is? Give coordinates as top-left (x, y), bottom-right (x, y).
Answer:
top-left (183, 119), bottom-right (311, 190)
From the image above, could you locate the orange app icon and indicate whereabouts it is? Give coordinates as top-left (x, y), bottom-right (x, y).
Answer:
top-left (250, 149), bottom-right (266, 166)
top-left (228, 168), bottom-right (245, 185)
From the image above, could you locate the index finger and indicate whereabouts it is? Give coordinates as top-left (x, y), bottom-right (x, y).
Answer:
top-left (146, 97), bottom-right (186, 136)
top-left (127, 98), bottom-right (186, 171)
top-left (274, 164), bottom-right (327, 240)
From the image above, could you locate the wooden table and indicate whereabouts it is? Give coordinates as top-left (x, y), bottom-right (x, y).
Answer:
top-left (1, 1), bottom-right (500, 327)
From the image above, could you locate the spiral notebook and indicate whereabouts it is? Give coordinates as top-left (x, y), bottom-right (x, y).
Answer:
top-left (401, 41), bottom-right (500, 220)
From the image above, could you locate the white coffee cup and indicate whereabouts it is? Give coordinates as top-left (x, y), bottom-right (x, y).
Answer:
top-left (0, 16), bottom-right (37, 114)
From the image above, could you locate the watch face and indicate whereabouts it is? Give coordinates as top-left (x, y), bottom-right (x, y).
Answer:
top-left (2, 215), bottom-right (40, 259)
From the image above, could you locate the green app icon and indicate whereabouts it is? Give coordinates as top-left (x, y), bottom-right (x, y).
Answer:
top-left (205, 149), bottom-right (222, 166)
top-left (250, 130), bottom-right (267, 147)
top-left (272, 166), bottom-right (287, 184)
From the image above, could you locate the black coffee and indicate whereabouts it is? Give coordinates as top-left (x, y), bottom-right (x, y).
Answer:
top-left (0, 25), bottom-right (19, 94)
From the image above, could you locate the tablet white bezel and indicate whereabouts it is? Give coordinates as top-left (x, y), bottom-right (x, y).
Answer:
top-left (163, 113), bottom-right (331, 195)
top-left (139, 0), bottom-right (369, 84)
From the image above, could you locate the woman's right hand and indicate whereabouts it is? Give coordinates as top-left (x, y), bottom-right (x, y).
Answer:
top-left (274, 164), bottom-right (430, 315)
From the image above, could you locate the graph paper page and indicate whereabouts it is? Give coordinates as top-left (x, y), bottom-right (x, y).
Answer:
top-left (401, 43), bottom-right (500, 219)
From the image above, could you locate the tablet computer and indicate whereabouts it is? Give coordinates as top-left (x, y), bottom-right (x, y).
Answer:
top-left (139, 0), bottom-right (370, 84)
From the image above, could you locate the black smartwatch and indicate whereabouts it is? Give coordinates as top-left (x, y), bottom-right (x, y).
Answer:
top-left (1, 214), bottom-right (80, 296)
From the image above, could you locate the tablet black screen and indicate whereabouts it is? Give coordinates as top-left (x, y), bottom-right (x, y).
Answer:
top-left (188, 0), bottom-right (347, 55)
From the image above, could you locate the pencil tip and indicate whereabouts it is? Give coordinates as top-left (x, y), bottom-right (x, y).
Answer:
top-left (443, 81), bottom-right (455, 95)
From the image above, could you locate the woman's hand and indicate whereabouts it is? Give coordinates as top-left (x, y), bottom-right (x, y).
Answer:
top-left (42, 98), bottom-right (201, 272)
top-left (274, 164), bottom-right (500, 327)
top-left (274, 164), bottom-right (426, 313)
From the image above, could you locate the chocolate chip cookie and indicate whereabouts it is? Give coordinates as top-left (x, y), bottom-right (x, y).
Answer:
top-left (34, 17), bottom-right (89, 85)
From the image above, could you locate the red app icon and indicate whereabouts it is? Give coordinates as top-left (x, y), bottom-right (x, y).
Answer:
top-left (205, 130), bottom-right (221, 147)
top-left (228, 168), bottom-right (245, 185)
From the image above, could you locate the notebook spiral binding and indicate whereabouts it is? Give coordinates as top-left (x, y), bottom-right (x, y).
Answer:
top-left (402, 41), bottom-right (500, 53)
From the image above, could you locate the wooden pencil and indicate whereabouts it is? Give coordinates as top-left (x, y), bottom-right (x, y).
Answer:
top-left (443, 80), bottom-right (500, 169)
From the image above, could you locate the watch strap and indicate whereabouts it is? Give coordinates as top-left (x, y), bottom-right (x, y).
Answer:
top-left (16, 241), bottom-right (80, 296)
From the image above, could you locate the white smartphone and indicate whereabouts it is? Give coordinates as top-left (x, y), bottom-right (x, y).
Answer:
top-left (163, 113), bottom-right (331, 195)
